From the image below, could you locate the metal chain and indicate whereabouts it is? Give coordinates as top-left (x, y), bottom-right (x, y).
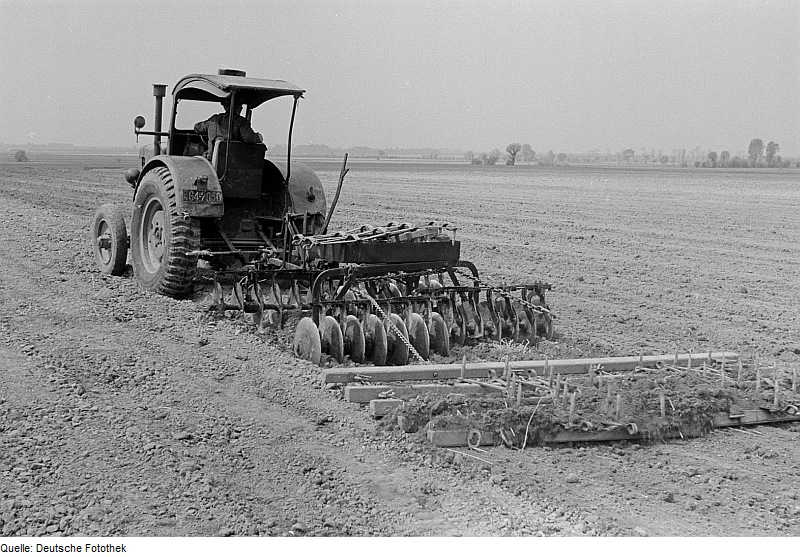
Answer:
top-left (452, 268), bottom-right (555, 319)
top-left (355, 289), bottom-right (427, 363)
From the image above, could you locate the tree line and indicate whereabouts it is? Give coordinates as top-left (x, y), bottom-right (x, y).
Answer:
top-left (466, 139), bottom-right (796, 168)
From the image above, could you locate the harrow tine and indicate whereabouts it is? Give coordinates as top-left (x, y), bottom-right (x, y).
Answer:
top-left (271, 282), bottom-right (284, 328)
top-left (233, 280), bottom-right (246, 313)
top-left (468, 291), bottom-right (483, 339)
top-left (249, 280), bottom-right (265, 329)
top-left (211, 279), bottom-right (225, 311)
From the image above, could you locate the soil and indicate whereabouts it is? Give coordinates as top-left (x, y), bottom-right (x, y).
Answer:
top-left (1, 159), bottom-right (799, 537)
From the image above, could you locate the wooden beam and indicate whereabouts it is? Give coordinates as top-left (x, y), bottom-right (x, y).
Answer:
top-left (345, 383), bottom-right (497, 403)
top-left (711, 409), bottom-right (800, 428)
top-left (425, 411), bottom-right (800, 447)
top-left (323, 352), bottom-right (739, 384)
top-left (427, 429), bottom-right (498, 447)
top-left (369, 398), bottom-right (403, 417)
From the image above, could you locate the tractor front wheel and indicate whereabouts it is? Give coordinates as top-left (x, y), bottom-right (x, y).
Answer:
top-left (91, 203), bottom-right (128, 276)
top-left (131, 167), bottom-right (200, 297)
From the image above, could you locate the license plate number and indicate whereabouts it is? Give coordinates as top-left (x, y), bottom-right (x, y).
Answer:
top-left (182, 190), bottom-right (222, 203)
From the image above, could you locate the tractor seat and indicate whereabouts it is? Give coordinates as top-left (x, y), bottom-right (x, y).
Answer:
top-left (211, 140), bottom-right (267, 198)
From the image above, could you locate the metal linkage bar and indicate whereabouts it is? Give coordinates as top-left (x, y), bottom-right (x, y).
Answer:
top-left (322, 352), bottom-right (740, 384)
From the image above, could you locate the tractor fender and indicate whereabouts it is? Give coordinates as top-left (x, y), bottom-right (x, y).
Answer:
top-left (266, 159), bottom-right (327, 216)
top-left (135, 155), bottom-right (224, 218)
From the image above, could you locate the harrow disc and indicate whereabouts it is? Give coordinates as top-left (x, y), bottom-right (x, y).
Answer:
top-left (477, 301), bottom-right (501, 342)
top-left (387, 282), bottom-right (403, 298)
top-left (343, 315), bottom-right (366, 364)
top-left (319, 315), bottom-right (345, 364)
top-left (513, 301), bottom-right (536, 345)
top-left (451, 304), bottom-right (468, 346)
top-left (386, 313), bottom-right (410, 366)
top-left (364, 314), bottom-right (388, 366)
top-left (429, 312), bottom-right (450, 357)
top-left (293, 317), bottom-right (322, 366)
top-left (539, 312), bottom-right (555, 340)
top-left (407, 312), bottom-right (430, 360)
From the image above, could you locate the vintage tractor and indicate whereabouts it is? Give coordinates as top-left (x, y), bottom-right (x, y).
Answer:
top-left (91, 69), bottom-right (555, 366)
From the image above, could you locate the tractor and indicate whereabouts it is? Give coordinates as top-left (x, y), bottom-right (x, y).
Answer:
top-left (91, 69), bottom-right (554, 366)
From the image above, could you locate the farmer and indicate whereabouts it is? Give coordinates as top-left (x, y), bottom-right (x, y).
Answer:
top-left (194, 98), bottom-right (263, 159)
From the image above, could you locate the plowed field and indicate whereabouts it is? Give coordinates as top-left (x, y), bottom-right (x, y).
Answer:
top-left (1, 157), bottom-right (799, 537)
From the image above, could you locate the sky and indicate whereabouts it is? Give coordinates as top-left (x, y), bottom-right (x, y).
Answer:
top-left (1, 0), bottom-right (798, 155)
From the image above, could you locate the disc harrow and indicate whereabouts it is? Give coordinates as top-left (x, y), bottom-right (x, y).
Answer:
top-left (201, 242), bottom-right (555, 367)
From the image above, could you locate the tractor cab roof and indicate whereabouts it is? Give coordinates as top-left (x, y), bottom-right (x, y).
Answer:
top-left (173, 73), bottom-right (305, 109)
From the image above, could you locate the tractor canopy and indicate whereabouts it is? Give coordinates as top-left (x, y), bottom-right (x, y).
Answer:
top-left (173, 73), bottom-right (305, 109)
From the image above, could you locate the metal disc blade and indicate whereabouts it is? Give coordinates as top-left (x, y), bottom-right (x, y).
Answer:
top-left (386, 313), bottom-right (409, 366)
top-left (429, 312), bottom-right (450, 357)
top-left (513, 301), bottom-right (535, 345)
top-left (344, 314), bottom-right (365, 364)
top-left (452, 305), bottom-right (468, 346)
top-left (293, 317), bottom-right (321, 366)
top-left (364, 314), bottom-right (387, 366)
top-left (408, 313), bottom-right (430, 361)
top-left (477, 301), bottom-right (499, 341)
top-left (387, 282), bottom-right (402, 298)
top-left (319, 315), bottom-right (344, 364)
top-left (540, 312), bottom-right (555, 340)
top-left (245, 284), bottom-right (262, 328)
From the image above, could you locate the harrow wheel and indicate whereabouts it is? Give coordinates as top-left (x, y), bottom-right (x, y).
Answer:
top-left (429, 312), bottom-right (450, 357)
top-left (364, 314), bottom-right (387, 366)
top-left (407, 313), bottom-right (430, 360)
top-left (293, 317), bottom-right (322, 366)
top-left (343, 315), bottom-right (365, 364)
top-left (386, 313), bottom-right (410, 366)
top-left (319, 316), bottom-right (344, 364)
top-left (91, 204), bottom-right (128, 276)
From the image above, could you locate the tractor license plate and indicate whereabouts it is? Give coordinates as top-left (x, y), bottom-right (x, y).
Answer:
top-left (182, 190), bottom-right (222, 203)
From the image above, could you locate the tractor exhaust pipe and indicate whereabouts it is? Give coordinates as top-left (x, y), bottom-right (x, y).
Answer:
top-left (152, 84), bottom-right (167, 156)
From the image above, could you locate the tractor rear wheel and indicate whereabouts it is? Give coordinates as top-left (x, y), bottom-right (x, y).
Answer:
top-left (131, 167), bottom-right (200, 297)
top-left (91, 204), bottom-right (128, 276)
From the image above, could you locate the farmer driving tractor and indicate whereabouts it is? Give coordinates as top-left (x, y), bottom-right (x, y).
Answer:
top-left (193, 97), bottom-right (264, 159)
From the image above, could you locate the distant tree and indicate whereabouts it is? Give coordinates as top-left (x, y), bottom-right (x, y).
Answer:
top-left (720, 151), bottom-right (730, 167)
top-left (477, 151), bottom-right (500, 165)
top-left (543, 150), bottom-right (556, 165)
top-left (766, 141), bottom-right (780, 167)
top-left (622, 149), bottom-right (635, 164)
top-left (520, 144), bottom-right (535, 163)
top-left (471, 154), bottom-right (484, 165)
top-left (659, 155), bottom-right (669, 165)
top-left (557, 152), bottom-right (567, 163)
top-left (748, 138), bottom-right (764, 167)
top-left (505, 143), bottom-right (521, 165)
top-left (465, 150), bottom-right (475, 161)
top-left (14, 150), bottom-right (28, 162)
top-left (708, 151), bottom-right (718, 167)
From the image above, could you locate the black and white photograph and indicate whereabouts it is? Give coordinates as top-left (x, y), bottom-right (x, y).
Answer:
top-left (0, 0), bottom-right (798, 551)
